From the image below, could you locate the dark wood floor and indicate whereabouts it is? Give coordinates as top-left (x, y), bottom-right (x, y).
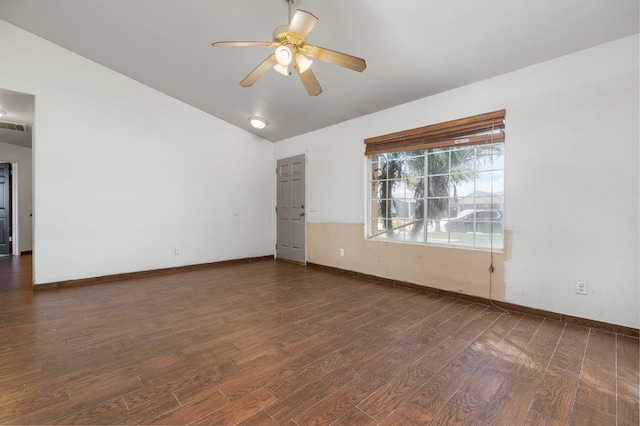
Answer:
top-left (0, 255), bottom-right (637, 425)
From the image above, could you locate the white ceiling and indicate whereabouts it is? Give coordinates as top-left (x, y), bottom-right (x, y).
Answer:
top-left (0, 0), bottom-right (638, 143)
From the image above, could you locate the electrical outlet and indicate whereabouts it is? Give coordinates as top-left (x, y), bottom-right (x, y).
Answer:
top-left (175, 247), bottom-right (181, 255)
top-left (339, 248), bottom-right (345, 257)
top-left (576, 280), bottom-right (587, 295)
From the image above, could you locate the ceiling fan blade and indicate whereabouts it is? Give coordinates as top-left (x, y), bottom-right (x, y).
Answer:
top-left (296, 66), bottom-right (322, 96)
top-left (304, 45), bottom-right (366, 72)
top-left (288, 10), bottom-right (318, 39)
top-left (212, 41), bottom-right (275, 47)
top-left (240, 54), bottom-right (278, 87)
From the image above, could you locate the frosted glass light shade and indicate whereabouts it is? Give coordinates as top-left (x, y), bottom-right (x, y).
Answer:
top-left (273, 62), bottom-right (290, 76)
top-left (248, 116), bottom-right (268, 130)
top-left (275, 45), bottom-right (293, 65)
top-left (295, 53), bottom-right (313, 73)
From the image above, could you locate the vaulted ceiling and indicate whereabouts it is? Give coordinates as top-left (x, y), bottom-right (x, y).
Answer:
top-left (0, 0), bottom-right (638, 143)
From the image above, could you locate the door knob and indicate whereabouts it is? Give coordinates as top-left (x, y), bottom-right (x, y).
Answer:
top-left (300, 212), bottom-right (305, 217)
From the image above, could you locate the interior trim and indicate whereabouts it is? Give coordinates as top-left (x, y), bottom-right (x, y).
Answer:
top-left (307, 262), bottom-right (639, 338)
top-left (33, 255), bottom-right (275, 291)
top-left (31, 256), bottom-right (637, 337)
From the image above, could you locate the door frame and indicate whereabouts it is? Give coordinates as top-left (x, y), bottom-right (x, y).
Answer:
top-left (274, 153), bottom-right (307, 263)
top-left (10, 162), bottom-right (18, 255)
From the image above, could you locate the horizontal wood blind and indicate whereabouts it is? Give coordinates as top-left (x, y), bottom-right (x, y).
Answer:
top-left (364, 110), bottom-right (506, 156)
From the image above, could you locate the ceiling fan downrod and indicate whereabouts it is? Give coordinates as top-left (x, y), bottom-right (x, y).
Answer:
top-left (286, 0), bottom-right (299, 24)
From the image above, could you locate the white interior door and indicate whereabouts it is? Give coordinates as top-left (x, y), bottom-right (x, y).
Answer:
top-left (276, 155), bottom-right (305, 263)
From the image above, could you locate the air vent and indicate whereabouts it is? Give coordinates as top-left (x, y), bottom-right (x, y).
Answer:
top-left (0, 121), bottom-right (29, 132)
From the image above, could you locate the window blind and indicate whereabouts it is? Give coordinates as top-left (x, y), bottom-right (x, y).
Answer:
top-left (364, 110), bottom-right (505, 156)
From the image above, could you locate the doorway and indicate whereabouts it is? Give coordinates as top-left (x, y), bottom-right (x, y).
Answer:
top-left (0, 162), bottom-right (11, 255)
top-left (276, 154), bottom-right (306, 263)
top-left (0, 88), bottom-right (35, 259)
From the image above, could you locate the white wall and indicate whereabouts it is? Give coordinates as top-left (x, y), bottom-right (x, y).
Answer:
top-left (1, 18), bottom-right (636, 328)
top-left (275, 35), bottom-right (639, 328)
top-left (0, 20), bottom-right (274, 284)
top-left (0, 141), bottom-right (32, 253)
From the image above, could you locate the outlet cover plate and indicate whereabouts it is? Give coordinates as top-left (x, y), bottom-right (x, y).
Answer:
top-left (576, 280), bottom-right (587, 295)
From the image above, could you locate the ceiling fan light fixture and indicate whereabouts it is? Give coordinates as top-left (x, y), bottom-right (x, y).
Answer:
top-left (275, 45), bottom-right (293, 65)
top-left (212, 8), bottom-right (366, 96)
top-left (295, 53), bottom-right (313, 73)
top-left (273, 62), bottom-right (290, 76)
top-left (248, 116), bottom-right (268, 130)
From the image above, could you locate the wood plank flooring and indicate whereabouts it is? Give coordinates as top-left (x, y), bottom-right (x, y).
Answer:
top-left (0, 255), bottom-right (638, 425)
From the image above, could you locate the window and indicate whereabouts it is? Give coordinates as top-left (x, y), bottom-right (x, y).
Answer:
top-left (365, 110), bottom-right (505, 250)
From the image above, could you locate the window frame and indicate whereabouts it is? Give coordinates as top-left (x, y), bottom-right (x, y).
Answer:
top-left (364, 111), bottom-right (506, 251)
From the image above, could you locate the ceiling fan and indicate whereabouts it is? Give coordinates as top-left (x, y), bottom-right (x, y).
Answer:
top-left (212, 0), bottom-right (366, 96)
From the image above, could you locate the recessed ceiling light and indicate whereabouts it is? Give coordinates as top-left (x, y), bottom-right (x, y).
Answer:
top-left (249, 116), bottom-right (268, 130)
top-left (0, 110), bottom-right (6, 118)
